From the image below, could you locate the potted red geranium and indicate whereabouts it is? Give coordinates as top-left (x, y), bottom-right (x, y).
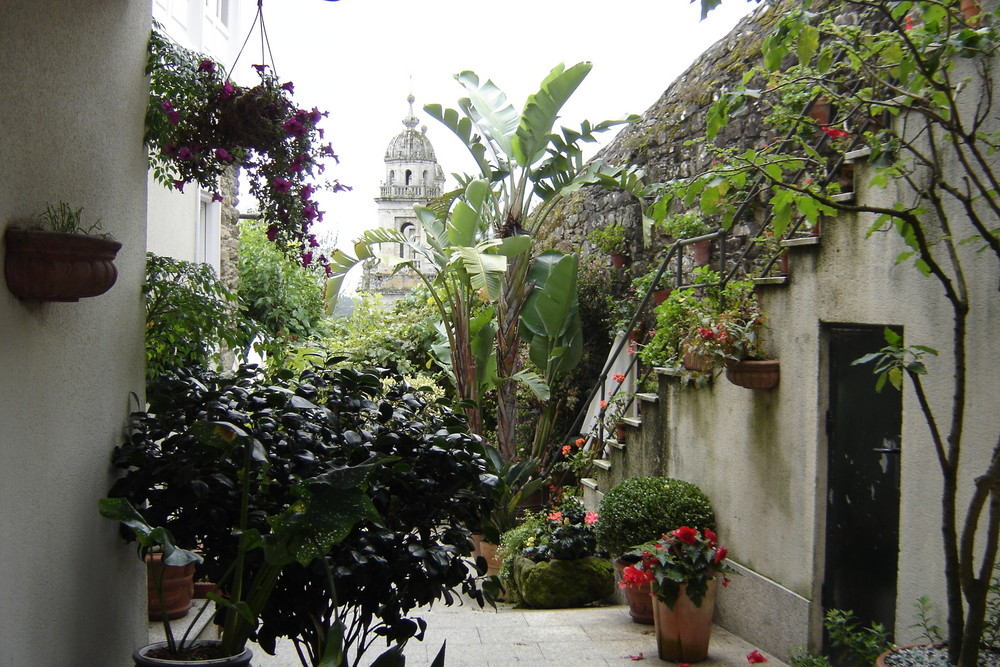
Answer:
top-left (622, 527), bottom-right (736, 663)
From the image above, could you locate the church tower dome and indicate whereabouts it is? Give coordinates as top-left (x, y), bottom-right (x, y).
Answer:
top-left (363, 95), bottom-right (447, 302)
top-left (378, 94), bottom-right (445, 202)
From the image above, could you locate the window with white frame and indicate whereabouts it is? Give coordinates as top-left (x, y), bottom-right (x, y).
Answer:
top-left (197, 191), bottom-right (222, 272)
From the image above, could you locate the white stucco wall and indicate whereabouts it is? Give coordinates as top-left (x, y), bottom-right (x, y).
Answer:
top-left (646, 52), bottom-right (999, 657)
top-left (0, 1), bottom-right (150, 664)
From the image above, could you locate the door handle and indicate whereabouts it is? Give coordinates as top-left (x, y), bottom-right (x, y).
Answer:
top-left (873, 438), bottom-right (901, 454)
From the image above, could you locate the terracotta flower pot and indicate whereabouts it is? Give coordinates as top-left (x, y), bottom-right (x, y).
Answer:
top-left (652, 580), bottom-right (717, 663)
top-left (682, 348), bottom-right (713, 373)
top-left (808, 96), bottom-right (832, 125)
top-left (478, 540), bottom-right (502, 577)
top-left (692, 240), bottom-right (712, 266)
top-left (610, 252), bottom-right (628, 269)
top-left (960, 0), bottom-right (981, 20)
top-left (725, 359), bottom-right (780, 389)
top-left (654, 288), bottom-right (672, 306)
top-left (146, 553), bottom-right (195, 621)
top-left (4, 228), bottom-right (121, 302)
top-left (615, 423), bottom-right (628, 441)
top-left (614, 558), bottom-right (654, 625)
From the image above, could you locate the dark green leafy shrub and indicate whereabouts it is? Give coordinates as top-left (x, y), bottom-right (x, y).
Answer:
top-left (107, 362), bottom-right (493, 664)
top-left (498, 512), bottom-right (547, 604)
top-left (596, 476), bottom-right (716, 560)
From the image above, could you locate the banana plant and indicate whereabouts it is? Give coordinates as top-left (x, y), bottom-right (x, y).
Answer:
top-left (423, 63), bottom-right (643, 462)
top-left (519, 251), bottom-right (583, 464)
top-left (332, 63), bottom-right (644, 461)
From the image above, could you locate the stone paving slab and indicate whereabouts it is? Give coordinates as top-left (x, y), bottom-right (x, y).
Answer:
top-left (240, 602), bottom-right (790, 667)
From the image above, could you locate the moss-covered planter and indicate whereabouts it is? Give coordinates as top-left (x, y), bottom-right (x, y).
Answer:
top-left (512, 555), bottom-right (615, 608)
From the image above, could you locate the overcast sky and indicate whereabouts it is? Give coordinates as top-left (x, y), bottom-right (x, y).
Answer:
top-left (242, 0), bottom-right (757, 282)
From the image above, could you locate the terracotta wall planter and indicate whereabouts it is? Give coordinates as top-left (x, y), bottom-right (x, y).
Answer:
top-left (4, 228), bottom-right (121, 301)
top-left (610, 252), bottom-right (628, 269)
top-left (726, 359), bottom-right (780, 389)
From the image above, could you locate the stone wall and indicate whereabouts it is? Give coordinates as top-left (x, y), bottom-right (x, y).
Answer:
top-left (538, 0), bottom-right (792, 277)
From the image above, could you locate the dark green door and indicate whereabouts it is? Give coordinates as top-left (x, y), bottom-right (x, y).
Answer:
top-left (823, 325), bottom-right (902, 655)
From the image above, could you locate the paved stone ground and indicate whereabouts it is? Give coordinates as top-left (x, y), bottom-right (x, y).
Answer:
top-left (245, 601), bottom-right (790, 667)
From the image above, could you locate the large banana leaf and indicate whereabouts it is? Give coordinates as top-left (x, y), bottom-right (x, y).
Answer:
top-left (453, 243), bottom-right (507, 301)
top-left (512, 62), bottom-right (592, 167)
top-left (447, 179), bottom-right (491, 247)
top-left (454, 71), bottom-right (519, 163)
top-left (520, 251), bottom-right (579, 340)
top-left (422, 104), bottom-right (490, 177)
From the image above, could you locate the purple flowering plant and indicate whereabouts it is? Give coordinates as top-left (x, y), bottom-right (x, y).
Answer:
top-left (145, 30), bottom-right (347, 270)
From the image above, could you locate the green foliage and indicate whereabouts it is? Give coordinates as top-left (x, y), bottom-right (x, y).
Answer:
top-left (910, 595), bottom-right (943, 643)
top-left (521, 499), bottom-right (604, 562)
top-left (316, 291), bottom-right (439, 377)
top-left (824, 609), bottom-right (894, 667)
top-left (627, 527), bottom-right (735, 609)
top-left (596, 476), bottom-right (716, 560)
top-left (852, 327), bottom-right (936, 392)
top-left (655, 211), bottom-right (709, 239)
top-left (106, 363), bottom-right (493, 664)
top-left (238, 219), bottom-right (329, 358)
top-left (587, 222), bottom-right (629, 254)
top-left (498, 512), bottom-right (547, 604)
top-left (144, 252), bottom-right (251, 380)
top-left (33, 201), bottom-right (104, 235)
top-left (787, 648), bottom-right (834, 667)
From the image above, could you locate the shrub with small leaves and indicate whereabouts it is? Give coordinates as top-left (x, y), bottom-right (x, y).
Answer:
top-left (596, 476), bottom-right (716, 560)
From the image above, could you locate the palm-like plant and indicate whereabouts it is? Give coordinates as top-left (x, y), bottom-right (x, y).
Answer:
top-left (332, 63), bottom-right (641, 462)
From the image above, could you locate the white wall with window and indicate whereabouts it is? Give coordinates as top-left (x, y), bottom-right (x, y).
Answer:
top-left (146, 0), bottom-right (241, 268)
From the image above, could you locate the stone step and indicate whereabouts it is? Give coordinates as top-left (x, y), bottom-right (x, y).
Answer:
top-left (754, 275), bottom-right (789, 287)
top-left (593, 459), bottom-right (612, 471)
top-left (844, 146), bottom-right (872, 161)
top-left (782, 236), bottom-right (821, 248)
top-left (606, 438), bottom-right (626, 451)
top-left (622, 416), bottom-right (641, 428)
top-left (831, 191), bottom-right (855, 203)
top-left (581, 477), bottom-right (599, 491)
top-left (636, 392), bottom-right (658, 404)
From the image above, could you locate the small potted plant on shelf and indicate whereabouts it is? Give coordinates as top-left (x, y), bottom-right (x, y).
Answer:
top-left (656, 211), bottom-right (712, 266)
top-left (622, 527), bottom-right (736, 663)
top-left (683, 278), bottom-right (779, 389)
top-left (587, 222), bottom-right (630, 268)
top-left (507, 499), bottom-right (615, 608)
top-left (595, 476), bottom-right (716, 624)
top-left (4, 202), bottom-right (122, 302)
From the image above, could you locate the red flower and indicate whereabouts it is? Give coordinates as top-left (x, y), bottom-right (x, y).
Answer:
top-left (575, 437), bottom-right (585, 447)
top-left (713, 546), bottom-right (728, 564)
top-left (820, 125), bottom-right (850, 140)
top-left (747, 650), bottom-right (767, 663)
top-left (547, 511), bottom-right (563, 522)
top-left (584, 511), bottom-right (599, 525)
top-left (618, 564), bottom-right (655, 589)
top-left (704, 529), bottom-right (717, 545)
top-left (613, 372), bottom-right (626, 383)
top-left (671, 526), bottom-right (698, 545)
top-left (562, 445), bottom-right (572, 456)
top-left (600, 400), bottom-right (607, 410)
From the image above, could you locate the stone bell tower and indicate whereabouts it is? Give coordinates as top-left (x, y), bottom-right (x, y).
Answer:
top-left (361, 94), bottom-right (446, 302)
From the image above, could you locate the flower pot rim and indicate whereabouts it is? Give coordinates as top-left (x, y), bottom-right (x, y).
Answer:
top-left (134, 640), bottom-right (252, 665)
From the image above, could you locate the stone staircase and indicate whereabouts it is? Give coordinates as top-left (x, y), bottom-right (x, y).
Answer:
top-left (581, 146), bottom-right (866, 508)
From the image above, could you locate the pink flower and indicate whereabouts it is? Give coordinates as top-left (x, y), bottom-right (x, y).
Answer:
top-left (600, 400), bottom-right (607, 410)
top-left (613, 372), bottom-right (626, 383)
top-left (747, 650), bottom-right (767, 663)
top-left (547, 511), bottom-right (563, 522)
top-left (282, 118), bottom-right (306, 138)
top-left (671, 526), bottom-right (698, 545)
top-left (215, 148), bottom-right (234, 163)
top-left (272, 177), bottom-right (292, 194)
top-left (584, 511), bottom-right (599, 525)
top-left (303, 204), bottom-right (317, 221)
top-left (575, 437), bottom-right (585, 446)
top-left (198, 59), bottom-right (216, 73)
top-left (220, 81), bottom-right (235, 100)
top-left (562, 445), bottom-right (572, 456)
top-left (211, 193), bottom-right (223, 203)
top-left (300, 184), bottom-right (315, 201)
top-left (290, 154), bottom-right (308, 172)
top-left (618, 564), bottom-right (655, 589)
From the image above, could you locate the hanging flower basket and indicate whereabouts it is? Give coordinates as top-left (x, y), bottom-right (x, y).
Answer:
top-left (4, 228), bottom-right (121, 302)
top-left (725, 358), bottom-right (779, 389)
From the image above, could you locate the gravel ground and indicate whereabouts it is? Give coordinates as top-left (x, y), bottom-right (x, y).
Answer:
top-left (884, 645), bottom-right (1000, 667)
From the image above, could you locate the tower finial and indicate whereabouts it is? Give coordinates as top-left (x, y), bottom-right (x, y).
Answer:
top-left (402, 93), bottom-right (419, 130)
